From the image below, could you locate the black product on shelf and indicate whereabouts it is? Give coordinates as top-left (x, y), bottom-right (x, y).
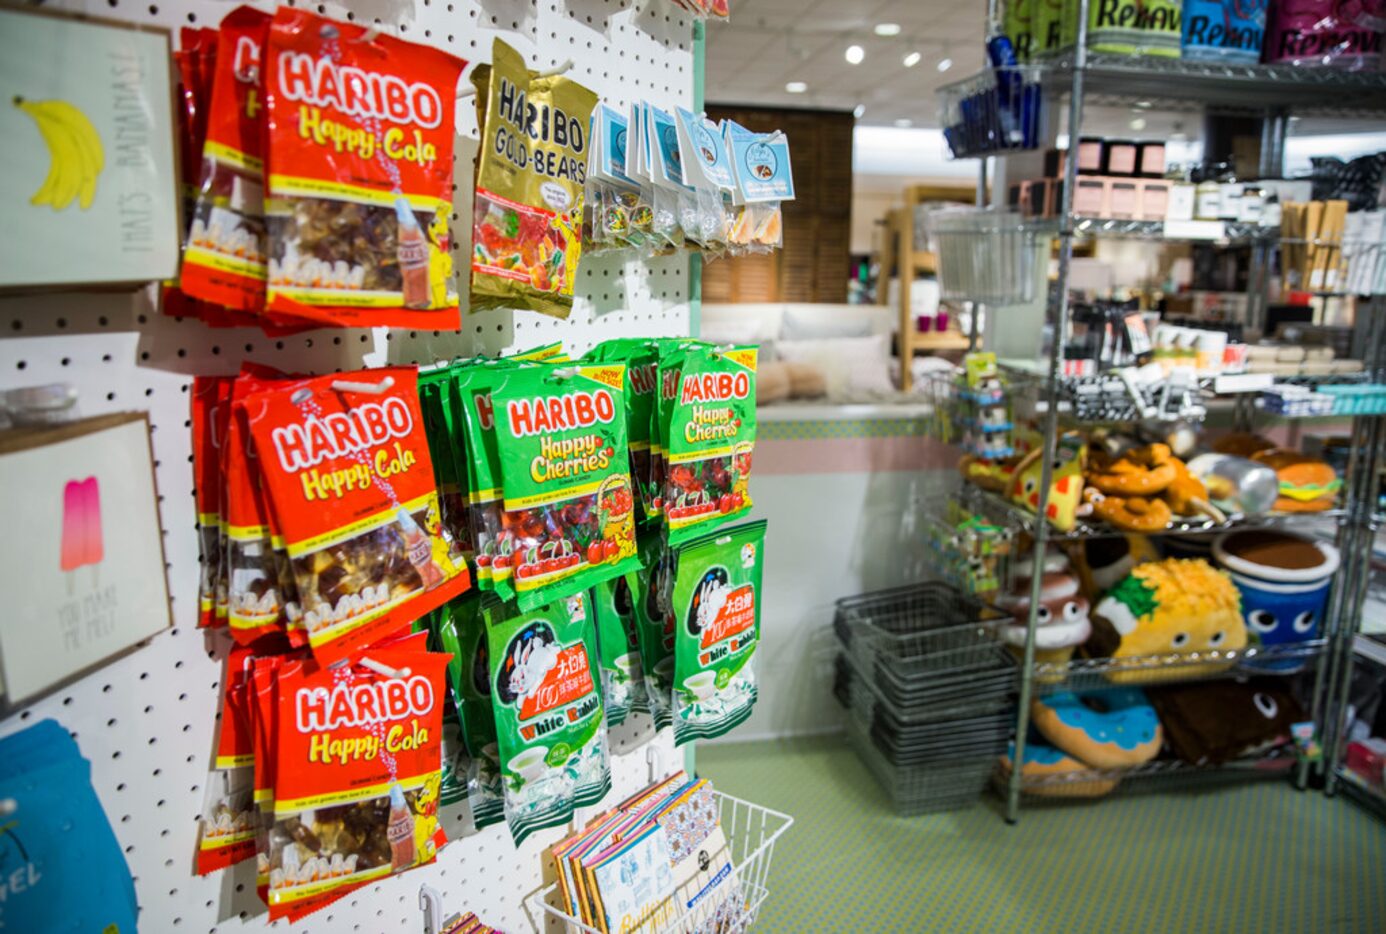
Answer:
top-left (1138, 141), bottom-right (1166, 178)
top-left (1076, 136), bottom-right (1105, 174)
top-left (1105, 139), bottom-right (1140, 177)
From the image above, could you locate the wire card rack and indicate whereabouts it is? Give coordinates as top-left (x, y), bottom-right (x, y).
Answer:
top-left (531, 791), bottom-right (793, 934)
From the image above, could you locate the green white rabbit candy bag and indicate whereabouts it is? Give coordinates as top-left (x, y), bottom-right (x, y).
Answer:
top-left (591, 576), bottom-right (645, 726)
top-left (671, 521), bottom-right (766, 744)
top-left (628, 531), bottom-right (675, 731)
top-left (485, 594), bottom-right (610, 844)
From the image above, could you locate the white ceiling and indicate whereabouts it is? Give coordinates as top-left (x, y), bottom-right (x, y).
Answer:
top-left (704, 0), bottom-right (985, 128)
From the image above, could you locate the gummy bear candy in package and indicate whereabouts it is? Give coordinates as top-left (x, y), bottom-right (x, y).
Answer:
top-left (470, 38), bottom-right (597, 318)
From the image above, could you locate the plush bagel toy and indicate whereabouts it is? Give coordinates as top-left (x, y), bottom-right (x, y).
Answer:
top-left (1251, 449), bottom-right (1341, 513)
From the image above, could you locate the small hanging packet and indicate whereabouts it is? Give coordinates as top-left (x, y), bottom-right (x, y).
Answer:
top-left (193, 376), bottom-right (233, 628)
top-left (490, 362), bottom-right (641, 610)
top-left (724, 120), bottom-right (792, 253)
top-left (587, 103), bottom-right (650, 252)
top-left (240, 366), bottom-right (470, 663)
top-left (646, 103), bottom-right (694, 249)
top-left (591, 576), bottom-right (643, 726)
top-left (181, 5), bottom-right (272, 314)
top-left (628, 532), bottom-right (675, 730)
top-left (585, 338), bottom-right (660, 519)
top-left (486, 594), bottom-right (611, 845)
top-left (267, 648), bottom-right (450, 921)
top-left (671, 521), bottom-right (766, 745)
top-left (662, 344), bottom-right (758, 545)
top-left (471, 39), bottom-right (597, 318)
top-left (675, 108), bottom-right (735, 250)
top-left (262, 9), bottom-right (466, 327)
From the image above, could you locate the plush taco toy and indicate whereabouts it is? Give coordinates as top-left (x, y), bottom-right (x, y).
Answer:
top-left (1091, 558), bottom-right (1245, 684)
top-left (1251, 449), bottom-right (1341, 513)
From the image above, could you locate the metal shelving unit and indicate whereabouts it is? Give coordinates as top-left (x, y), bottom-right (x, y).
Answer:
top-left (936, 0), bottom-right (1386, 824)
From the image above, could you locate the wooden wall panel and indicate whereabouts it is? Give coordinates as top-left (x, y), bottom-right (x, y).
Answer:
top-left (701, 105), bottom-right (853, 304)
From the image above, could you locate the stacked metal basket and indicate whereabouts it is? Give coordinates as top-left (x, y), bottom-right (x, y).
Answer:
top-left (833, 581), bottom-right (1017, 814)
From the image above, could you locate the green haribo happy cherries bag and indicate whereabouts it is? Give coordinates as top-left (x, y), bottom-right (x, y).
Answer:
top-left (490, 363), bottom-right (641, 610)
top-left (486, 594), bottom-right (610, 845)
top-left (662, 345), bottom-right (757, 545)
top-left (670, 520), bottom-right (766, 745)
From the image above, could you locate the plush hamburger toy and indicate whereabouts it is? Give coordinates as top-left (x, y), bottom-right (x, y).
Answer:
top-left (1251, 449), bottom-right (1340, 513)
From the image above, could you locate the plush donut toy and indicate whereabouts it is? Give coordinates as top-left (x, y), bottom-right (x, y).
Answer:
top-left (1087, 444), bottom-right (1178, 497)
top-left (1031, 688), bottom-right (1163, 769)
top-left (1000, 736), bottom-right (1119, 798)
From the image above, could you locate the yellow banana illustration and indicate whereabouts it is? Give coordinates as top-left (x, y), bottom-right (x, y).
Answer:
top-left (14, 96), bottom-right (104, 211)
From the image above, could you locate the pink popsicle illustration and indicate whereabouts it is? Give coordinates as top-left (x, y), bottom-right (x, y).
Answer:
top-left (61, 476), bottom-right (103, 571)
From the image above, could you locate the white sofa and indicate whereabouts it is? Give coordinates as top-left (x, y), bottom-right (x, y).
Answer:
top-left (699, 302), bottom-right (954, 400)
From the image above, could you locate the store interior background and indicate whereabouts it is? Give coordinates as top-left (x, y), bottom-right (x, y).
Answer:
top-left (695, 0), bottom-right (1386, 744)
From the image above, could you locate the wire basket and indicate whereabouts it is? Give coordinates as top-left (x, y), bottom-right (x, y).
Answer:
top-left (937, 64), bottom-right (1045, 158)
top-left (922, 207), bottom-right (1047, 306)
top-left (839, 647), bottom-right (1015, 726)
top-left (833, 580), bottom-right (1011, 681)
top-left (848, 717), bottom-right (999, 814)
top-left (533, 791), bottom-right (793, 934)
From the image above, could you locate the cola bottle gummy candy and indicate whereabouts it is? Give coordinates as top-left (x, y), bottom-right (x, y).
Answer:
top-left (396, 198), bottom-right (432, 311)
top-left (386, 783), bottom-right (416, 871)
top-left (398, 507), bottom-right (445, 590)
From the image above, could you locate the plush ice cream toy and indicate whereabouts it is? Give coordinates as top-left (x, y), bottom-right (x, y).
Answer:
top-left (998, 551), bottom-right (1091, 679)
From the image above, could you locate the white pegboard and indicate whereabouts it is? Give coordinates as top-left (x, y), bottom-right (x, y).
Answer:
top-left (0, 1), bottom-right (695, 932)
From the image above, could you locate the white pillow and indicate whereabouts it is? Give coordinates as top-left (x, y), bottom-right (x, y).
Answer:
top-left (699, 316), bottom-right (765, 346)
top-left (780, 306), bottom-right (874, 342)
top-left (775, 334), bottom-right (896, 399)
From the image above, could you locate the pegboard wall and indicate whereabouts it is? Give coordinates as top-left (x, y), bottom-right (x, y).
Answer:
top-left (0, 1), bottom-right (696, 932)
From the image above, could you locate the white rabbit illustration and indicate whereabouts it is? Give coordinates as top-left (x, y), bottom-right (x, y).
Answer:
top-left (508, 634), bottom-right (561, 700)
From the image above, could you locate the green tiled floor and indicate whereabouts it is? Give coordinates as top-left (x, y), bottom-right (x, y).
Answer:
top-left (699, 735), bottom-right (1386, 933)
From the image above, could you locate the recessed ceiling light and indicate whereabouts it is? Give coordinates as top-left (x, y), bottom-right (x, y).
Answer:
top-left (845, 44), bottom-right (865, 65)
top-left (894, 118), bottom-right (913, 128)
top-left (874, 23), bottom-right (902, 37)
top-left (853, 104), bottom-right (866, 118)
top-left (937, 58), bottom-right (953, 72)
top-left (903, 51), bottom-right (922, 68)
top-left (1135, 100), bottom-right (1152, 109)
top-left (1129, 117), bottom-right (1147, 131)
top-left (785, 81), bottom-right (807, 93)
